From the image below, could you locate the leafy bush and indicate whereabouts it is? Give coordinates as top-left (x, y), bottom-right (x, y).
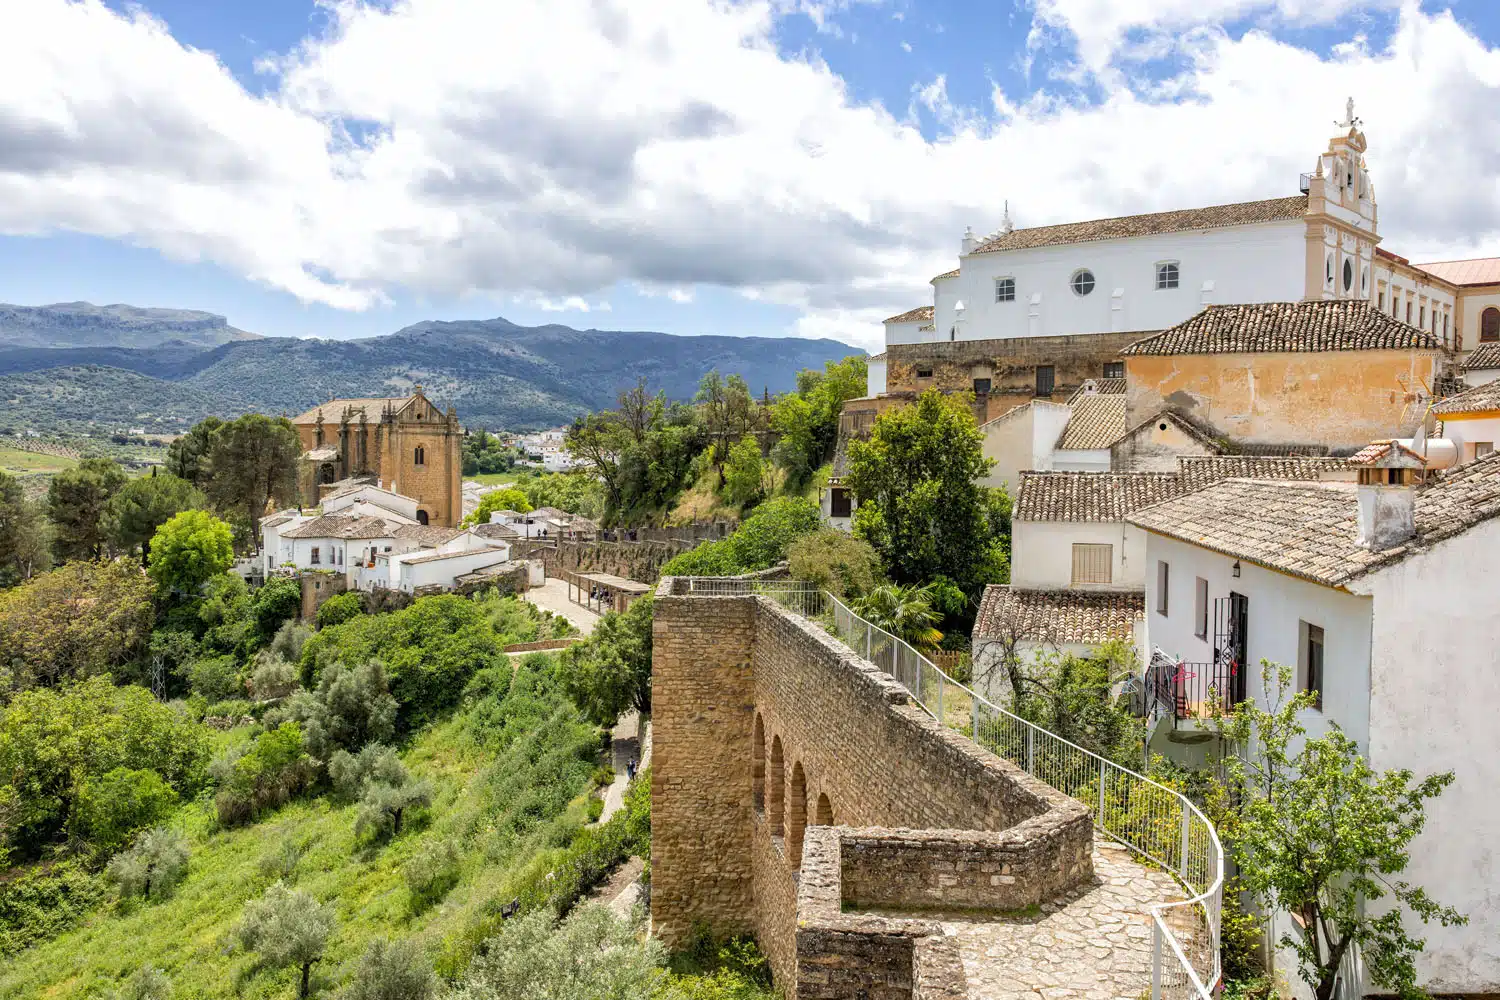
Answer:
top-left (328, 743), bottom-right (406, 800)
top-left (786, 529), bottom-right (881, 599)
top-left (107, 965), bottom-right (174, 1000)
top-left (186, 653), bottom-right (242, 702)
top-left (0, 677), bottom-right (208, 857)
top-left (251, 577), bottom-right (302, 642)
top-left (0, 859), bottom-right (104, 957)
top-left (449, 905), bottom-right (665, 1000)
top-left (106, 826), bottom-right (190, 902)
top-left (203, 699), bottom-right (253, 721)
top-left (249, 654), bottom-right (300, 701)
top-left (403, 838), bottom-right (461, 909)
top-left (233, 882), bottom-right (335, 1000)
top-left (315, 591), bottom-right (364, 630)
top-left (267, 620), bottom-right (313, 665)
top-left (343, 938), bottom-right (436, 1000)
top-left (148, 510), bottom-right (234, 595)
top-left (661, 496), bottom-right (819, 577)
top-left (70, 767), bottom-right (178, 854)
top-left (214, 723), bottom-right (316, 826)
top-left (267, 659), bottom-right (398, 762)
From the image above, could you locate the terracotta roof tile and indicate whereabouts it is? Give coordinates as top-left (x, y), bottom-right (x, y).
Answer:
top-left (1461, 344), bottom-right (1500, 371)
top-left (971, 195), bottom-right (1308, 255)
top-left (282, 515), bottom-right (395, 540)
top-left (393, 524), bottom-right (466, 546)
top-left (1057, 395), bottom-right (1128, 450)
top-left (1121, 300), bottom-right (1443, 356)
top-left (1177, 456), bottom-right (1350, 491)
top-left (885, 305), bottom-right (934, 324)
top-left (1434, 381), bottom-right (1500, 415)
top-left (931, 269), bottom-right (959, 281)
top-left (975, 586), bottom-right (1143, 645)
top-left (292, 396), bottom-right (415, 425)
top-left (1414, 258), bottom-right (1500, 287)
top-left (1015, 471), bottom-right (1186, 522)
top-left (1065, 378), bottom-right (1126, 404)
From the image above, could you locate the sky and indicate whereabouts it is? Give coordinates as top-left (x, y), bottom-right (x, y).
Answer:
top-left (2, 1), bottom-right (1500, 352)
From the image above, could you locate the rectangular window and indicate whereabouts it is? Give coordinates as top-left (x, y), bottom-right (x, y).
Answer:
top-left (1103, 361), bottom-right (1125, 379)
top-left (1300, 621), bottom-right (1325, 710)
top-left (994, 277), bottom-right (1015, 303)
top-left (916, 367), bottom-right (933, 379)
top-left (311, 546), bottom-right (321, 565)
top-left (1420, 305), bottom-right (1426, 326)
top-left (1155, 261), bottom-right (1180, 290)
top-left (830, 488), bottom-right (852, 518)
top-left (1156, 561), bottom-right (1170, 615)
top-left (1035, 365), bottom-right (1055, 397)
top-left (1444, 313), bottom-right (1450, 337)
top-left (1406, 302), bottom-right (1413, 323)
top-left (972, 377), bottom-right (992, 395)
top-left (1071, 543), bottom-right (1113, 585)
top-left (1377, 290), bottom-right (1385, 310)
top-left (1476, 442), bottom-right (1494, 459)
top-left (1194, 577), bottom-right (1209, 638)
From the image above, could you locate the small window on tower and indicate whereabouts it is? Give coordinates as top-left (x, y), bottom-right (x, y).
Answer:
top-left (1155, 262), bottom-right (1179, 290)
top-left (414, 445), bottom-right (425, 466)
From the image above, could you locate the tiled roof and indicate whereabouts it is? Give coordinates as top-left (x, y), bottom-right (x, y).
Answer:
top-left (262, 512), bottom-right (299, 530)
top-left (401, 548), bottom-right (510, 566)
top-left (970, 195), bottom-right (1308, 255)
top-left (1057, 394), bottom-right (1128, 450)
top-left (1348, 440), bottom-right (1425, 466)
top-left (885, 306), bottom-right (934, 324)
top-left (1121, 300), bottom-right (1444, 356)
top-left (303, 446), bottom-right (339, 462)
top-left (1177, 456), bottom-right (1350, 490)
top-left (975, 586), bottom-right (1143, 645)
top-left (1414, 257), bottom-right (1500, 287)
top-left (1015, 471), bottom-right (1185, 522)
top-left (1434, 380), bottom-right (1500, 416)
top-left (931, 269), bottom-right (959, 281)
top-left (1461, 344), bottom-right (1500, 371)
top-left (1065, 378), bottom-right (1126, 404)
top-left (393, 524), bottom-right (465, 546)
top-left (282, 515), bottom-right (394, 540)
top-left (1128, 452), bottom-right (1500, 586)
top-left (292, 396), bottom-right (414, 425)
top-left (472, 522), bottom-right (522, 540)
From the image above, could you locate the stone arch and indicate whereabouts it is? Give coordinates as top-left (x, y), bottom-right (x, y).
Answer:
top-left (414, 444), bottom-right (426, 466)
top-left (769, 736), bottom-right (785, 836)
top-left (815, 792), bottom-right (834, 827)
top-left (416, 509), bottom-right (430, 526)
top-left (752, 714), bottom-right (766, 812)
top-left (318, 463), bottom-right (335, 485)
top-left (788, 761), bottom-right (808, 868)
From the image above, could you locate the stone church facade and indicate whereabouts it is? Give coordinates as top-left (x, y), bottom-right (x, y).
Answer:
top-left (291, 388), bottom-right (462, 528)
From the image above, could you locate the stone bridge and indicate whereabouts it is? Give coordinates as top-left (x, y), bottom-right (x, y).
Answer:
top-left (651, 578), bottom-right (1192, 1000)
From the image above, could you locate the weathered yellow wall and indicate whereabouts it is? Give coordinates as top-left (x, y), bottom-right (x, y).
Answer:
top-left (1125, 350), bottom-right (1441, 447)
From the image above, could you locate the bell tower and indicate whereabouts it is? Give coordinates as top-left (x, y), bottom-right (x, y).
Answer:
top-left (1303, 98), bottom-right (1380, 302)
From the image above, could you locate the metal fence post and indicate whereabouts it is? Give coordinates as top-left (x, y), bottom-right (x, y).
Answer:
top-left (1098, 758), bottom-right (1108, 828)
top-left (971, 691), bottom-right (980, 740)
top-left (1179, 807), bottom-right (1192, 881)
top-left (1150, 922), bottom-right (1164, 1000)
top-left (1025, 726), bottom-right (1034, 774)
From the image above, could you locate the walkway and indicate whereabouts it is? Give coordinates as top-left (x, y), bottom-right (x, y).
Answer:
top-left (871, 842), bottom-right (1184, 1000)
top-left (523, 577), bottom-right (601, 635)
top-left (599, 711), bottom-right (641, 823)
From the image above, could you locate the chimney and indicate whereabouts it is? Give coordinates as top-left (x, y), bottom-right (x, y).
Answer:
top-left (1351, 440), bottom-right (1425, 550)
top-left (961, 225), bottom-right (977, 254)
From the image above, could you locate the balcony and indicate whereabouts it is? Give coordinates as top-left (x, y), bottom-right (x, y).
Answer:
top-left (1145, 655), bottom-right (1246, 738)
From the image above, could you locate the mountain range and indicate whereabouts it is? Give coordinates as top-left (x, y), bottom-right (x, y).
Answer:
top-left (0, 305), bottom-right (861, 434)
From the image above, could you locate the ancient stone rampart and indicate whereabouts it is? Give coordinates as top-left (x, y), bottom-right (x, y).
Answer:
top-left (651, 579), bottom-right (1094, 998)
top-left (512, 538), bottom-right (696, 582)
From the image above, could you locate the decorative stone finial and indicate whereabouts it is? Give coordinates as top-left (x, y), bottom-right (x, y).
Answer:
top-left (1001, 200), bottom-right (1013, 235)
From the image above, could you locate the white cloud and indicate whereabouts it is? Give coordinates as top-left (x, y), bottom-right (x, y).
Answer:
top-left (901, 41), bottom-right (912, 52)
top-left (1, 0), bottom-right (1499, 352)
top-left (524, 294), bottom-right (604, 312)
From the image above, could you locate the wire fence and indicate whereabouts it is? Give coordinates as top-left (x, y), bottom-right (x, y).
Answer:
top-left (676, 576), bottom-right (1223, 1000)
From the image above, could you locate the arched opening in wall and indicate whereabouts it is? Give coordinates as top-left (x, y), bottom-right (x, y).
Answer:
top-left (788, 762), bottom-right (808, 868)
top-left (416, 510), bottom-right (429, 526)
top-left (1482, 308), bottom-right (1500, 344)
top-left (318, 463), bottom-right (335, 485)
top-left (752, 714), bottom-right (766, 812)
top-left (769, 736), bottom-right (784, 836)
top-left (815, 793), bottom-right (834, 827)
top-left (414, 445), bottom-right (426, 466)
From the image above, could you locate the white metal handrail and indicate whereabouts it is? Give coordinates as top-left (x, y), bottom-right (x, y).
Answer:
top-left (680, 578), bottom-right (1223, 1000)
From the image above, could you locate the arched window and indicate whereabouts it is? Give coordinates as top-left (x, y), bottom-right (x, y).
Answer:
top-left (815, 793), bottom-right (834, 827)
top-left (752, 715), bottom-right (766, 812)
top-left (1482, 308), bottom-right (1500, 344)
top-left (1342, 259), bottom-right (1354, 293)
top-left (1155, 261), bottom-right (1179, 290)
top-left (414, 445), bottom-right (425, 466)
top-left (788, 762), bottom-right (808, 868)
top-left (319, 463), bottom-right (335, 485)
top-left (769, 736), bottom-right (784, 836)
top-left (416, 510), bottom-right (429, 526)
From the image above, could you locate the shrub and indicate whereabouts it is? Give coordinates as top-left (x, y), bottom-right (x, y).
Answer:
top-left (249, 653), bottom-right (300, 701)
top-left (786, 529), bottom-right (881, 600)
top-left (315, 591), bottom-right (363, 630)
top-left (0, 859), bottom-right (104, 957)
top-left (354, 774), bottom-right (433, 839)
top-left (403, 838), bottom-right (461, 909)
top-left (214, 723), bottom-right (316, 826)
top-left (203, 698), bottom-right (253, 722)
top-left (106, 826), bottom-right (190, 902)
top-left (108, 966), bottom-right (174, 1000)
top-left (234, 882), bottom-right (335, 1000)
top-left (450, 905), bottom-right (664, 1000)
top-left (187, 653), bottom-right (242, 702)
top-left (328, 743), bottom-right (406, 800)
top-left (70, 767), bottom-right (178, 854)
top-left (148, 510), bottom-right (234, 594)
top-left (267, 620), bottom-right (313, 664)
top-left (661, 496), bottom-right (819, 577)
top-left (267, 660), bottom-right (398, 762)
top-left (252, 577), bottom-right (303, 641)
top-left (344, 938), bottom-right (436, 1000)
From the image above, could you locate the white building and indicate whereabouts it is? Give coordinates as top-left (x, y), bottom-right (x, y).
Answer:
top-left (1128, 444), bottom-right (1500, 996)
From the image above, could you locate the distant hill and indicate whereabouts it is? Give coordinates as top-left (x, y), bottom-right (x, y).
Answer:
top-left (0, 302), bottom-right (260, 349)
top-left (0, 313), bottom-right (862, 434)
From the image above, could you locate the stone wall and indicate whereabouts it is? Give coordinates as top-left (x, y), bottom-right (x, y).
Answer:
top-left (651, 580), bottom-right (1095, 998)
top-left (513, 538), bottom-right (696, 583)
top-left (299, 571), bottom-right (348, 621)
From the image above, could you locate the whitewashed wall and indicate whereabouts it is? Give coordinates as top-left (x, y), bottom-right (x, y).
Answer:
top-left (882, 319), bottom-right (929, 346)
top-left (1011, 520), bottom-right (1146, 590)
top-left (1353, 517), bottom-right (1500, 993)
top-left (866, 356), bottom-right (888, 397)
top-left (1052, 448), bottom-right (1112, 472)
top-left (1438, 416), bottom-right (1500, 463)
top-left (979, 402), bottom-right (1074, 496)
top-left (395, 549), bottom-right (512, 593)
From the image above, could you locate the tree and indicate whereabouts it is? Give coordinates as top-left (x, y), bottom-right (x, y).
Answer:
top-left (557, 596), bottom-right (653, 726)
top-left (770, 355), bottom-right (867, 488)
top-left (207, 414), bottom-right (300, 539)
top-left (104, 472), bottom-right (208, 568)
top-left (344, 939), bottom-right (435, 1000)
top-left (106, 826), bottom-right (190, 902)
top-left (234, 881), bottom-right (335, 999)
top-left (147, 510), bottom-right (234, 594)
top-left (108, 965), bottom-right (174, 1000)
top-left (47, 457), bottom-right (127, 561)
top-left (354, 769), bottom-right (433, 838)
top-left (721, 435), bottom-right (767, 507)
top-left (165, 416), bottom-right (224, 488)
top-left (267, 659), bottom-right (398, 760)
top-left (696, 371), bottom-right (760, 488)
top-left (71, 767), bottom-right (179, 853)
top-left (212, 722), bottom-right (316, 826)
top-left (463, 488), bottom-right (532, 527)
top-left (0, 470), bottom-right (52, 587)
top-left (0, 677), bottom-right (208, 856)
top-left (328, 743), bottom-right (407, 799)
top-left (251, 576), bottom-right (303, 642)
top-left (451, 905), bottom-right (665, 1000)
top-left (660, 496), bottom-right (821, 577)
top-left (0, 559), bottom-right (155, 692)
top-left (315, 591), bottom-right (364, 629)
top-left (845, 389), bottom-right (1009, 597)
top-left (787, 530), bottom-right (881, 600)
top-left (1213, 663), bottom-right (1467, 1000)
top-left (520, 472), bottom-right (605, 520)
top-left (852, 583), bottom-right (944, 649)
top-left (565, 411), bottom-right (628, 516)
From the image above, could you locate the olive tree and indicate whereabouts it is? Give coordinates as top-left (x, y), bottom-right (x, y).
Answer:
top-left (234, 881), bottom-right (336, 999)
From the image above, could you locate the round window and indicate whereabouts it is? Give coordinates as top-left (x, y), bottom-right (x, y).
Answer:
top-left (1071, 269), bottom-right (1096, 296)
top-left (1343, 259), bottom-right (1354, 292)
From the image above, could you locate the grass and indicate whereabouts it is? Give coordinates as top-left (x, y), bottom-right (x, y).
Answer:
top-left (0, 658), bottom-right (601, 1000)
top-left (0, 445), bottom-right (78, 475)
top-left (465, 467), bottom-right (540, 488)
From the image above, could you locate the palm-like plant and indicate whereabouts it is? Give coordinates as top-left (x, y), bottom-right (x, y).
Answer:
top-left (852, 583), bottom-right (944, 650)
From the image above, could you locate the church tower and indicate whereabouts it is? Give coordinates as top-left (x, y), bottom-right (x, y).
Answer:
top-left (1303, 99), bottom-right (1380, 302)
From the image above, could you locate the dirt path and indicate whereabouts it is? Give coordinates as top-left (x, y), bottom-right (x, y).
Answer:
top-left (523, 578), bottom-right (601, 635)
